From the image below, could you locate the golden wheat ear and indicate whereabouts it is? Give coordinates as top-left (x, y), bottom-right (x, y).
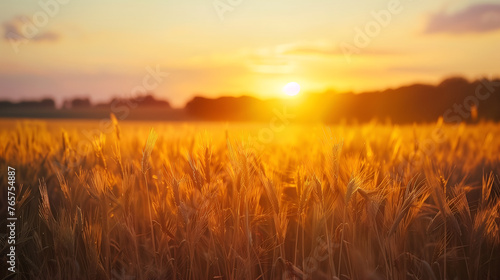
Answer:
top-left (110, 112), bottom-right (121, 141)
top-left (142, 128), bottom-right (158, 174)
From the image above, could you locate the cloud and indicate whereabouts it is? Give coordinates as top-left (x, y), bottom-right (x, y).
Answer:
top-left (3, 16), bottom-right (60, 42)
top-left (246, 55), bottom-right (294, 74)
top-left (283, 47), bottom-right (340, 56)
top-left (425, 4), bottom-right (500, 34)
top-left (387, 66), bottom-right (441, 73)
top-left (282, 44), bottom-right (399, 57)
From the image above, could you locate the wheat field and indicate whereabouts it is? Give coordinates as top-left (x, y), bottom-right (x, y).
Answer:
top-left (1, 118), bottom-right (499, 280)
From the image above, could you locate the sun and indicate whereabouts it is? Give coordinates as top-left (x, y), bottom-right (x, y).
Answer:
top-left (283, 82), bottom-right (301, 96)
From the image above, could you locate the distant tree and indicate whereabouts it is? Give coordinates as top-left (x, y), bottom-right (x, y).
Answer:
top-left (71, 98), bottom-right (91, 108)
top-left (0, 98), bottom-right (55, 109)
top-left (135, 94), bottom-right (171, 108)
top-left (94, 94), bottom-right (171, 109)
top-left (184, 77), bottom-right (500, 124)
top-left (0, 101), bottom-right (14, 108)
top-left (39, 98), bottom-right (56, 109)
top-left (438, 76), bottom-right (469, 88)
top-left (185, 96), bottom-right (271, 121)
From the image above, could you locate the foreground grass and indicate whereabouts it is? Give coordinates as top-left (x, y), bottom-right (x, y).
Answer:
top-left (0, 118), bottom-right (499, 280)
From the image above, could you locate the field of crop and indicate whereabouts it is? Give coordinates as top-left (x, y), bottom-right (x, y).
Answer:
top-left (1, 118), bottom-right (499, 280)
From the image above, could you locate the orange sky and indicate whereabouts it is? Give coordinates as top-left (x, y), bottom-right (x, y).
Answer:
top-left (1, 0), bottom-right (500, 107)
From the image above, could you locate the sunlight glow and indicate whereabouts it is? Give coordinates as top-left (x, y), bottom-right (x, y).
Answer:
top-left (283, 82), bottom-right (301, 96)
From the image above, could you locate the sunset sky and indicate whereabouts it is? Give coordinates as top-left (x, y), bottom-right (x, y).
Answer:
top-left (1, 0), bottom-right (500, 107)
